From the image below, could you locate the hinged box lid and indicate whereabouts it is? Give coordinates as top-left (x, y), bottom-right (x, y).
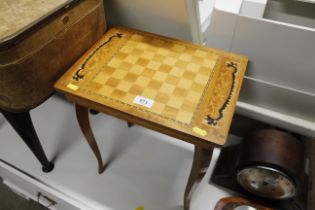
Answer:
top-left (0, 0), bottom-right (79, 46)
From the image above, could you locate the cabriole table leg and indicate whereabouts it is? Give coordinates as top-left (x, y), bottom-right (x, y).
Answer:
top-left (184, 146), bottom-right (214, 210)
top-left (75, 104), bottom-right (105, 174)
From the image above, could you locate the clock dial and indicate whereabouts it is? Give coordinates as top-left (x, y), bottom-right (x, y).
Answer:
top-left (237, 166), bottom-right (296, 199)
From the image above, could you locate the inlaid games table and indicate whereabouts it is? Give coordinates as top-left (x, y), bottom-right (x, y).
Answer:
top-left (55, 27), bottom-right (248, 210)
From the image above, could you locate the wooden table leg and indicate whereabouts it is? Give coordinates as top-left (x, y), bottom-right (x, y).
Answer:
top-left (1, 110), bottom-right (54, 173)
top-left (75, 104), bottom-right (105, 174)
top-left (184, 146), bottom-right (213, 210)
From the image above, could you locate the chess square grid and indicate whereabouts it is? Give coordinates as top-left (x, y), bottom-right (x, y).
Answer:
top-left (83, 33), bottom-right (219, 125)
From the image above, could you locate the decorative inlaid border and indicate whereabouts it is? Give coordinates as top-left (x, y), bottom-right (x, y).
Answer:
top-left (65, 29), bottom-right (242, 129)
top-left (205, 61), bottom-right (238, 125)
top-left (72, 33), bottom-right (123, 81)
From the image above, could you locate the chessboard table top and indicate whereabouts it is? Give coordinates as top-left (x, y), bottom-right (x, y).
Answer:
top-left (55, 27), bottom-right (248, 148)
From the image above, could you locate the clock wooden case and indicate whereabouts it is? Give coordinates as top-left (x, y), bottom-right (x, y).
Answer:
top-left (211, 129), bottom-right (308, 210)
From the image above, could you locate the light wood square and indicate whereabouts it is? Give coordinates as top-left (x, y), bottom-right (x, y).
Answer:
top-left (187, 63), bottom-right (200, 72)
top-left (93, 73), bottom-right (108, 84)
top-left (175, 60), bottom-right (189, 69)
top-left (108, 57), bottom-right (122, 68)
top-left (162, 105), bottom-right (179, 119)
top-left (134, 76), bottom-right (150, 87)
top-left (147, 60), bottom-right (161, 70)
top-left (180, 100), bottom-right (196, 113)
top-left (194, 74), bottom-right (209, 85)
top-left (179, 53), bottom-right (192, 62)
top-left (159, 83), bottom-right (176, 94)
top-left (186, 91), bottom-right (202, 101)
top-left (167, 96), bottom-right (184, 109)
top-left (202, 59), bottom-right (217, 69)
top-left (119, 61), bottom-right (133, 71)
top-left (116, 80), bottom-right (133, 92)
top-left (141, 51), bottom-right (155, 60)
top-left (136, 42), bottom-right (149, 50)
top-left (120, 45), bottom-right (134, 54)
top-left (97, 86), bottom-right (114, 96)
top-left (130, 65), bottom-right (145, 74)
top-left (125, 55), bottom-right (139, 64)
top-left (163, 57), bottom-right (177, 66)
top-left (177, 78), bottom-right (193, 89)
top-left (165, 75), bottom-right (180, 85)
top-left (157, 48), bottom-right (169, 56)
top-left (191, 82), bottom-right (205, 92)
top-left (112, 69), bottom-right (128, 80)
top-left (194, 49), bottom-right (207, 58)
top-left (169, 67), bottom-right (185, 77)
top-left (130, 34), bottom-right (144, 41)
top-left (141, 88), bottom-right (158, 99)
top-left (152, 102), bottom-right (166, 114)
top-left (176, 110), bottom-right (194, 124)
top-left (153, 71), bottom-right (168, 82)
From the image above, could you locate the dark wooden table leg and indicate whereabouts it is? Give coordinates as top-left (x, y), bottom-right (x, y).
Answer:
top-left (184, 146), bottom-right (213, 210)
top-left (75, 104), bottom-right (105, 174)
top-left (1, 110), bottom-right (54, 173)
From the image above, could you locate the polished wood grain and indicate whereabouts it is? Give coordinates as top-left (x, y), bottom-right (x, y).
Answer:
top-left (75, 104), bottom-right (105, 174)
top-left (184, 146), bottom-right (213, 210)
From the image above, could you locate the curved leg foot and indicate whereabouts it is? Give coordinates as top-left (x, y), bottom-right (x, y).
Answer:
top-left (89, 109), bottom-right (99, 115)
top-left (127, 122), bottom-right (134, 128)
top-left (75, 104), bottom-right (105, 174)
top-left (1, 110), bottom-right (54, 173)
top-left (184, 146), bottom-right (213, 210)
top-left (42, 162), bottom-right (54, 173)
